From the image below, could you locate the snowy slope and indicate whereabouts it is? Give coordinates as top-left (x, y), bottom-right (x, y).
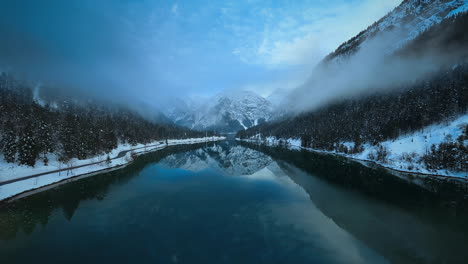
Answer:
top-left (0, 137), bottom-right (226, 201)
top-left (239, 114), bottom-right (468, 178)
top-left (164, 90), bottom-right (273, 132)
top-left (237, 0), bottom-right (468, 178)
top-left (352, 114), bottom-right (468, 176)
top-left (327, 0), bottom-right (468, 62)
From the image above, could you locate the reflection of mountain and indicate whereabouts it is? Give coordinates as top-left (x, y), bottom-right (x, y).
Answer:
top-left (240, 141), bottom-right (468, 264)
top-left (159, 141), bottom-right (273, 176)
top-left (4, 140), bottom-right (468, 264)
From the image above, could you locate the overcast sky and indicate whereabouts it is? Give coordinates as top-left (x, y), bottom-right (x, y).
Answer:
top-left (0, 0), bottom-right (400, 104)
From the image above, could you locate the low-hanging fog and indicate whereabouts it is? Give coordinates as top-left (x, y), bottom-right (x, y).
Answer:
top-left (0, 0), bottom-right (174, 105)
top-left (0, 0), bottom-right (412, 116)
top-left (286, 27), bottom-right (467, 114)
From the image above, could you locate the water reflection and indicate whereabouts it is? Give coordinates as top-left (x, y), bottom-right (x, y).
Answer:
top-left (0, 141), bottom-right (467, 264)
top-left (240, 141), bottom-right (468, 264)
top-left (0, 143), bottom-right (209, 240)
top-left (159, 141), bottom-right (273, 175)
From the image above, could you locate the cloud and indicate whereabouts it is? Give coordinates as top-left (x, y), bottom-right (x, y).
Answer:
top-left (261, 34), bottom-right (325, 67)
top-left (0, 0), bottom-right (403, 108)
top-left (286, 26), bottom-right (464, 113)
top-left (0, 0), bottom-right (175, 105)
top-left (229, 0), bottom-right (401, 68)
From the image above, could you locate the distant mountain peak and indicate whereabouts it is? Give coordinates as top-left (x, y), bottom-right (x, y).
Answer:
top-left (163, 90), bottom-right (273, 132)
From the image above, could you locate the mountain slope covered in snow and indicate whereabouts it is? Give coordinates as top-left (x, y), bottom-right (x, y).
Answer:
top-left (326, 0), bottom-right (468, 63)
top-left (164, 90), bottom-right (273, 133)
top-left (238, 0), bottom-right (468, 175)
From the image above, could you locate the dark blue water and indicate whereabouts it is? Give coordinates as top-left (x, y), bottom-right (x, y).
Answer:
top-left (1, 141), bottom-right (468, 264)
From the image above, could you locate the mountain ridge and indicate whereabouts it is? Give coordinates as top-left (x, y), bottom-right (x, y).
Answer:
top-left (326, 0), bottom-right (468, 63)
top-left (164, 90), bottom-right (273, 133)
top-left (237, 0), bottom-right (468, 175)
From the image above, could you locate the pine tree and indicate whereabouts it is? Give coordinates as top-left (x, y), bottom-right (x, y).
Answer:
top-left (36, 117), bottom-right (53, 158)
top-left (2, 127), bottom-right (17, 163)
top-left (17, 126), bottom-right (39, 167)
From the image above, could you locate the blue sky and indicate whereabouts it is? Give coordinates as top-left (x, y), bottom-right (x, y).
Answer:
top-left (0, 0), bottom-right (400, 103)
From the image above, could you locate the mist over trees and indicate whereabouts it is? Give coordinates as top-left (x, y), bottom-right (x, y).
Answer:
top-left (0, 73), bottom-right (215, 167)
top-left (238, 62), bottom-right (468, 142)
top-left (238, 10), bottom-right (468, 172)
top-left (285, 9), bottom-right (468, 115)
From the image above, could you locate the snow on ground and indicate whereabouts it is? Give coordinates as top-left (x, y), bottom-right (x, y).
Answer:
top-left (0, 136), bottom-right (225, 201)
top-left (353, 115), bottom-right (468, 177)
top-left (239, 115), bottom-right (468, 179)
top-left (0, 143), bottom-right (137, 183)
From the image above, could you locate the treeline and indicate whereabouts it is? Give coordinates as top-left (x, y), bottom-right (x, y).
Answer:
top-left (237, 11), bottom-right (468, 172)
top-left (0, 73), bottom-right (215, 167)
top-left (238, 62), bottom-right (468, 148)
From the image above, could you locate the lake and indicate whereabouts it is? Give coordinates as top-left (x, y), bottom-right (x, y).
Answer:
top-left (1, 140), bottom-right (468, 264)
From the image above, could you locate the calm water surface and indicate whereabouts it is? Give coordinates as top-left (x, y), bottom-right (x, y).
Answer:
top-left (1, 141), bottom-right (468, 264)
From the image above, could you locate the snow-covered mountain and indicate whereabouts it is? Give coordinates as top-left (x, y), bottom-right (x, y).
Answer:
top-left (238, 0), bottom-right (468, 176)
top-left (164, 90), bottom-right (273, 133)
top-left (326, 0), bottom-right (468, 63)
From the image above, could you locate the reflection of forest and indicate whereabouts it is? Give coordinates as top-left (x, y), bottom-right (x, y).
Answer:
top-left (240, 141), bottom-right (468, 264)
top-left (240, 142), bottom-right (468, 208)
top-left (0, 142), bottom-right (214, 240)
top-left (3, 140), bottom-right (468, 264)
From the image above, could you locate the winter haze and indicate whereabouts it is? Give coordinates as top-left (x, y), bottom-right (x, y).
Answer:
top-left (2, 1), bottom-right (468, 261)
top-left (0, 0), bottom-right (400, 107)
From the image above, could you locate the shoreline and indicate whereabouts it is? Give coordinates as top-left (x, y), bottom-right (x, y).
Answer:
top-left (0, 137), bottom-right (225, 203)
top-left (237, 138), bottom-right (468, 182)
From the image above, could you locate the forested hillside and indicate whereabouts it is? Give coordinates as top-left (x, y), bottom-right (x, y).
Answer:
top-left (238, 5), bottom-right (468, 173)
top-left (238, 60), bottom-right (468, 145)
top-left (0, 73), bottom-right (213, 167)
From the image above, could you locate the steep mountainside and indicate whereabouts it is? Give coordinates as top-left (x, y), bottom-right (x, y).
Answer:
top-left (238, 0), bottom-right (468, 174)
top-left (164, 90), bottom-right (273, 133)
top-left (326, 0), bottom-right (468, 62)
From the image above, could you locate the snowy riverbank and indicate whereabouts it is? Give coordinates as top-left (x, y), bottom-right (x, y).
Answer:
top-left (238, 115), bottom-right (468, 179)
top-left (0, 137), bottom-right (225, 202)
